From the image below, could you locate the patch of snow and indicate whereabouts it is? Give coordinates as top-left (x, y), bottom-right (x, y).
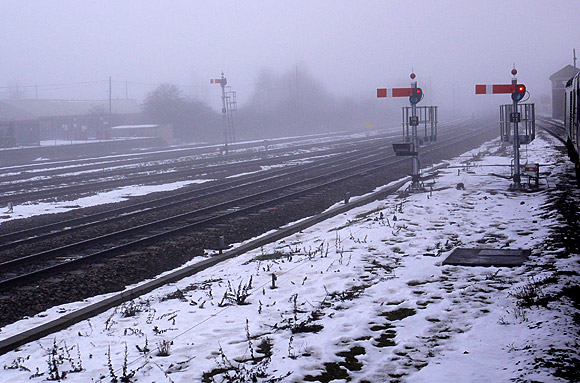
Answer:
top-left (0, 179), bottom-right (213, 224)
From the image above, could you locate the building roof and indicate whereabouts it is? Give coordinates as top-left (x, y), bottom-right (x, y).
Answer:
top-left (0, 99), bottom-right (141, 121)
top-left (549, 65), bottom-right (580, 81)
top-left (111, 124), bottom-right (159, 130)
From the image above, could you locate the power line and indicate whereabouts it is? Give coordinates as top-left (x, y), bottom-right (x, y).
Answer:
top-left (0, 81), bottom-right (105, 90)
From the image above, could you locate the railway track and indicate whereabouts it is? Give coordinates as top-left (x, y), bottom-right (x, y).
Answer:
top-left (537, 116), bottom-right (566, 144)
top-left (0, 129), bottom-right (364, 175)
top-left (0, 141), bottom-right (388, 251)
top-left (0, 143), bottom-right (393, 289)
top-left (0, 118), bottom-right (494, 292)
top-left (0, 119), bottom-right (473, 249)
top-left (1, 120), bottom-right (472, 206)
top-left (0, 132), bottom-right (400, 205)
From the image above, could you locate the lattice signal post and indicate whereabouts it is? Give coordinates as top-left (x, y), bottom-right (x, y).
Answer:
top-left (475, 68), bottom-right (535, 190)
top-left (378, 72), bottom-right (437, 192)
top-left (211, 73), bottom-right (237, 155)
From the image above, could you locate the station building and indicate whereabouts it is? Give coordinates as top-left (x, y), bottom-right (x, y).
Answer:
top-left (0, 99), bottom-right (141, 148)
top-left (550, 65), bottom-right (580, 120)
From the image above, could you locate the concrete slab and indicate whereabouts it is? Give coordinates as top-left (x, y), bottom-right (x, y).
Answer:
top-left (442, 248), bottom-right (531, 267)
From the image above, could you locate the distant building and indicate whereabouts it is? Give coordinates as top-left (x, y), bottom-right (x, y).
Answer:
top-left (549, 65), bottom-right (580, 119)
top-left (0, 99), bottom-right (141, 147)
top-left (0, 120), bottom-right (39, 148)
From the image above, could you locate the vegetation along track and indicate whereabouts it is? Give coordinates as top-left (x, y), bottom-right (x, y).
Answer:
top-left (0, 117), bottom-right (498, 328)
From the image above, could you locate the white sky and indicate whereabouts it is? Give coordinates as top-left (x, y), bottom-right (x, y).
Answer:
top-left (2, 1), bottom-right (580, 112)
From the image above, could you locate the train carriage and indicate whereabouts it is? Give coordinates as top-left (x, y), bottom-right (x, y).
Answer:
top-left (564, 71), bottom-right (580, 180)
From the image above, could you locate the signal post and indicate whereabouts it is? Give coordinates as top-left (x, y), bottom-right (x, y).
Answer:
top-left (409, 75), bottom-right (422, 190)
top-left (378, 73), bottom-right (437, 192)
top-left (475, 68), bottom-right (533, 190)
top-left (511, 73), bottom-right (524, 187)
top-left (211, 73), bottom-right (237, 155)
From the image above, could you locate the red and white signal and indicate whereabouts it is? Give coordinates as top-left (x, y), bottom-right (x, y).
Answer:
top-left (475, 84), bottom-right (516, 94)
top-left (475, 83), bottom-right (527, 102)
top-left (377, 88), bottom-right (415, 98)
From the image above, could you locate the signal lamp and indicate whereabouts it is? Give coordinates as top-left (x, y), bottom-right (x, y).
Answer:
top-left (511, 84), bottom-right (526, 102)
top-left (409, 88), bottom-right (423, 104)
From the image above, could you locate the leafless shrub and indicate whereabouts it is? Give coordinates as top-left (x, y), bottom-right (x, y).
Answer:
top-left (218, 276), bottom-right (253, 306)
top-left (119, 299), bottom-right (150, 318)
top-left (107, 343), bottom-right (136, 382)
top-left (135, 337), bottom-right (150, 354)
top-left (156, 340), bottom-right (173, 357)
top-left (44, 339), bottom-right (83, 381)
top-left (510, 276), bottom-right (547, 307)
top-left (202, 342), bottom-right (291, 383)
top-left (4, 356), bottom-right (31, 372)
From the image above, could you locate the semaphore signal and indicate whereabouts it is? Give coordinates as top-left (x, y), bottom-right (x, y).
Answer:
top-left (211, 73), bottom-right (237, 155)
top-left (475, 68), bottom-right (536, 190)
top-left (377, 72), bottom-right (437, 192)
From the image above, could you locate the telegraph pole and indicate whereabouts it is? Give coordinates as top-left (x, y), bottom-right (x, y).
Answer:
top-left (109, 76), bottom-right (112, 115)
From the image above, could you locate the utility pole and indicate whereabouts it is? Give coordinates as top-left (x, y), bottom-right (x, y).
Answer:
top-left (574, 48), bottom-right (577, 68)
top-left (109, 76), bottom-right (112, 115)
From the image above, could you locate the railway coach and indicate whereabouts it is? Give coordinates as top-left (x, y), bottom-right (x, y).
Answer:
top-left (564, 71), bottom-right (580, 181)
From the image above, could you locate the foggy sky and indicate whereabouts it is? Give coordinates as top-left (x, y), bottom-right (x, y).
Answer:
top-left (2, 0), bottom-right (580, 113)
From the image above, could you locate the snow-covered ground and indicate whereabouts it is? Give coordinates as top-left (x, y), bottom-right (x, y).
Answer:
top-left (0, 132), bottom-right (578, 382)
top-left (0, 180), bottom-right (213, 224)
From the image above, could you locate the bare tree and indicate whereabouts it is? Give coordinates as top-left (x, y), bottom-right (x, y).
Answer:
top-left (143, 83), bottom-right (186, 123)
top-left (143, 83), bottom-right (220, 141)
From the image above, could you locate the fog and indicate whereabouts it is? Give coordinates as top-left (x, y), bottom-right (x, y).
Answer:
top-left (2, 1), bottom-right (580, 138)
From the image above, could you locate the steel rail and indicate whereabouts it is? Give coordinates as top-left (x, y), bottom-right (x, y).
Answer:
top-left (0, 141), bottom-right (388, 250)
top-left (536, 116), bottom-right (566, 144)
top-left (0, 129), bottom-right (387, 175)
top-left (0, 134), bottom-right (399, 205)
top-left (0, 120), bottom-right (472, 249)
top-left (0, 132), bottom-right (398, 188)
top-left (0, 143), bottom-right (398, 277)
